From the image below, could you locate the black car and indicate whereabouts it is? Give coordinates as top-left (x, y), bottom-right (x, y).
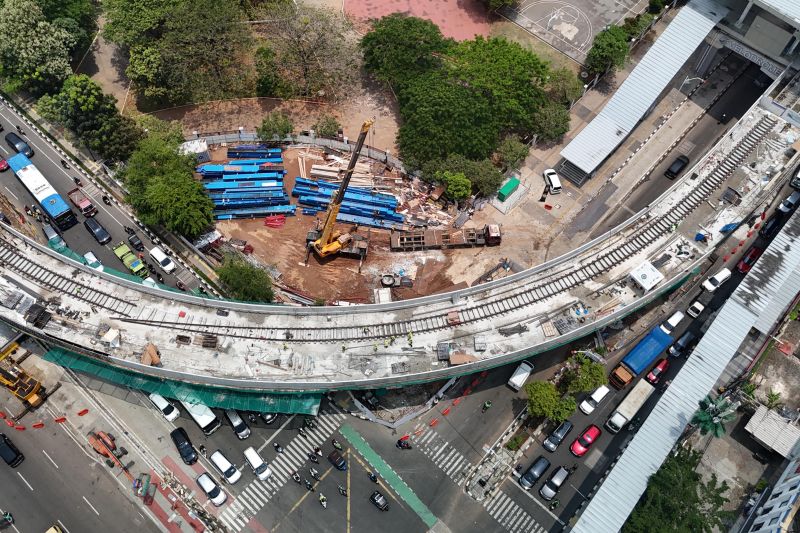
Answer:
top-left (664, 155), bottom-right (689, 179)
top-left (170, 427), bottom-right (198, 465)
top-left (84, 218), bottom-right (112, 245)
top-left (5, 132), bottom-right (33, 157)
top-left (328, 449), bottom-right (347, 471)
top-left (370, 490), bottom-right (389, 511)
top-left (128, 233), bottom-right (144, 251)
top-left (543, 420), bottom-right (573, 452)
top-left (0, 433), bottom-right (23, 467)
top-left (759, 212), bottom-right (785, 239)
top-left (260, 412), bottom-right (277, 424)
top-left (518, 456), bottom-right (550, 490)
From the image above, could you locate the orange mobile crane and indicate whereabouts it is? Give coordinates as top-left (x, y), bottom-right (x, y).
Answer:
top-left (0, 335), bottom-right (43, 408)
top-left (307, 119), bottom-right (374, 260)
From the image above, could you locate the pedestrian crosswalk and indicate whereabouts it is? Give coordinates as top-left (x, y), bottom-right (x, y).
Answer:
top-left (410, 423), bottom-right (472, 486)
top-left (482, 490), bottom-right (544, 533)
top-left (218, 409), bottom-right (347, 532)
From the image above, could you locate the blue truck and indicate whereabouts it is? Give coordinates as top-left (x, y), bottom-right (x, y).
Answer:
top-left (609, 326), bottom-right (673, 389)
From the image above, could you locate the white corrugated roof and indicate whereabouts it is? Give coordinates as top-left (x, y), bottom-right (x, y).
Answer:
top-left (745, 405), bottom-right (800, 457)
top-left (756, 0), bottom-right (800, 25)
top-left (571, 209), bottom-right (800, 533)
top-left (560, 0), bottom-right (728, 175)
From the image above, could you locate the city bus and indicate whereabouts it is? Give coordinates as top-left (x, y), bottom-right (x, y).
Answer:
top-left (7, 154), bottom-right (77, 231)
top-left (179, 399), bottom-right (221, 436)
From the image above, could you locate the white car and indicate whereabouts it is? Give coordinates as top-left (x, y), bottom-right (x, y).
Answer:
top-left (210, 450), bottom-right (242, 484)
top-left (83, 251), bottom-right (103, 271)
top-left (243, 446), bottom-right (272, 481)
top-left (542, 169), bottom-right (562, 194)
top-left (701, 268), bottom-right (731, 293)
top-left (686, 300), bottom-right (705, 319)
top-left (148, 393), bottom-right (179, 422)
top-left (659, 311), bottom-right (685, 335)
top-left (196, 473), bottom-right (227, 506)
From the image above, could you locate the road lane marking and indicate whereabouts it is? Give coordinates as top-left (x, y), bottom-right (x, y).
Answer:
top-left (339, 424), bottom-right (437, 528)
top-left (82, 496), bottom-right (100, 515)
top-left (258, 414), bottom-right (295, 452)
top-left (57, 520), bottom-right (70, 532)
top-left (42, 449), bottom-right (59, 468)
top-left (16, 472), bottom-right (33, 490)
top-left (4, 187), bottom-right (17, 200)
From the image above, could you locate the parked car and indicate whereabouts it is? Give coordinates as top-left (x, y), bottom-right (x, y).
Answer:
top-left (128, 233), bottom-right (144, 252)
top-left (539, 466), bottom-right (570, 500)
top-left (84, 218), bottom-right (111, 245)
top-left (737, 246), bottom-right (763, 274)
top-left (668, 330), bottom-right (696, 358)
top-left (0, 433), bottom-right (24, 467)
top-left (196, 473), bottom-right (227, 506)
top-left (570, 425), bottom-right (601, 457)
top-left (5, 132), bottom-right (33, 157)
top-left (224, 409), bottom-right (251, 440)
top-left (518, 456), bottom-right (550, 490)
top-left (83, 251), bottom-right (103, 271)
top-left (664, 155), bottom-right (689, 179)
top-left (169, 427), bottom-right (197, 465)
top-left (646, 358), bottom-right (670, 384)
top-left (328, 449), bottom-right (347, 471)
top-left (243, 446), bottom-right (271, 481)
top-left (543, 169), bottom-right (562, 194)
top-left (210, 450), bottom-right (241, 484)
top-left (149, 393), bottom-right (179, 422)
top-left (260, 412), bottom-right (278, 424)
top-left (702, 268), bottom-right (732, 293)
top-left (579, 385), bottom-right (611, 415)
top-left (759, 212), bottom-right (784, 239)
top-left (370, 490), bottom-right (389, 511)
top-left (659, 311), bottom-right (685, 335)
top-left (777, 191), bottom-right (800, 214)
top-left (686, 300), bottom-right (705, 319)
top-left (543, 420), bottom-right (574, 452)
top-left (0, 156), bottom-right (8, 172)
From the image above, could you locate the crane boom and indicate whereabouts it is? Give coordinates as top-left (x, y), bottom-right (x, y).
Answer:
top-left (312, 119), bottom-right (374, 258)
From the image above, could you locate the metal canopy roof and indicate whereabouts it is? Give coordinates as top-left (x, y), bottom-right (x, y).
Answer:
top-left (560, 0), bottom-right (728, 175)
top-left (756, 0), bottom-right (800, 25)
top-left (572, 209), bottom-right (800, 533)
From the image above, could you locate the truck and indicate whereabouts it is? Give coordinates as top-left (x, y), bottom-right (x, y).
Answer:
top-left (507, 361), bottom-right (534, 392)
top-left (605, 379), bottom-right (655, 433)
top-left (390, 225), bottom-right (502, 252)
top-left (67, 187), bottom-right (97, 217)
top-left (608, 326), bottom-right (673, 389)
top-left (113, 242), bottom-right (148, 278)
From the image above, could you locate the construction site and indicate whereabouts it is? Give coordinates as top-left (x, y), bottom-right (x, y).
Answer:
top-left (191, 122), bottom-right (513, 304)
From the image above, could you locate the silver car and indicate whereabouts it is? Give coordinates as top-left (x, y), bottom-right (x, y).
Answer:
top-left (543, 421), bottom-right (573, 452)
top-left (539, 466), bottom-right (570, 501)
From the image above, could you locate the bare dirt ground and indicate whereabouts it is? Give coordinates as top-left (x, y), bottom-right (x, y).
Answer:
top-left (751, 320), bottom-right (800, 410)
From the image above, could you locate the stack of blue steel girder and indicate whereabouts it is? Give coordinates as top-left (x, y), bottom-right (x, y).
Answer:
top-left (290, 177), bottom-right (403, 227)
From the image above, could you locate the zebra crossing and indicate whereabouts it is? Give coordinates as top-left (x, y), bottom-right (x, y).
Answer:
top-left (410, 423), bottom-right (472, 486)
top-left (482, 489), bottom-right (544, 533)
top-left (218, 409), bottom-right (347, 531)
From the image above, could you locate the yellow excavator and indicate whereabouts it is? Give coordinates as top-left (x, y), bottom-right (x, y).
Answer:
top-left (307, 119), bottom-right (374, 260)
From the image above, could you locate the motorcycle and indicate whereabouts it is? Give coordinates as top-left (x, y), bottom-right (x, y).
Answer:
top-left (176, 281), bottom-right (187, 291)
top-left (310, 468), bottom-right (320, 481)
top-left (304, 417), bottom-right (316, 429)
top-left (368, 472), bottom-right (378, 483)
top-left (101, 195), bottom-right (112, 206)
top-left (247, 413), bottom-right (257, 424)
top-left (60, 159), bottom-right (69, 169)
top-left (124, 226), bottom-right (136, 235)
top-left (396, 440), bottom-right (412, 450)
top-left (319, 494), bottom-right (327, 509)
top-left (314, 446), bottom-right (322, 456)
top-left (156, 273), bottom-right (164, 283)
top-left (304, 479), bottom-right (314, 491)
top-left (482, 401), bottom-right (492, 413)
top-left (331, 439), bottom-right (343, 451)
top-left (337, 485), bottom-right (348, 497)
top-left (273, 442), bottom-right (284, 454)
top-left (73, 176), bottom-right (82, 187)
top-left (307, 452), bottom-right (319, 464)
top-left (291, 472), bottom-right (301, 484)
top-left (298, 427), bottom-right (308, 439)
top-left (24, 206), bottom-right (32, 217)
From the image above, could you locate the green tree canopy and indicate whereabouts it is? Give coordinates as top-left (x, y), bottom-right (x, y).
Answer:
top-left (564, 354), bottom-right (608, 394)
top-left (546, 68), bottom-right (584, 106)
top-left (254, 45), bottom-right (291, 98)
top-left (531, 101), bottom-right (571, 142)
top-left (691, 395), bottom-right (737, 438)
top-left (0, 0), bottom-right (75, 94)
top-left (360, 13), bottom-right (450, 88)
top-left (624, 448), bottom-right (731, 533)
top-left (585, 25), bottom-right (630, 74)
top-left (524, 381), bottom-right (576, 422)
top-left (102, 0), bottom-right (174, 47)
top-left (423, 153), bottom-right (504, 197)
top-left (121, 128), bottom-right (213, 239)
top-left (495, 136), bottom-right (529, 170)
top-left (218, 255), bottom-right (274, 303)
top-left (438, 171), bottom-right (471, 201)
top-left (257, 111), bottom-right (293, 141)
top-left (37, 75), bottom-right (144, 162)
top-left (313, 114), bottom-right (341, 138)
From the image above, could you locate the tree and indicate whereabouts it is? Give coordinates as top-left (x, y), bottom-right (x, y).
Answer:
top-left (0, 0), bottom-right (75, 94)
top-left (37, 75), bottom-right (144, 162)
top-left (254, 45), bottom-right (291, 98)
top-left (423, 154), bottom-right (504, 197)
top-left (648, 0), bottom-right (665, 14)
top-left (765, 390), bottom-right (782, 410)
top-left (361, 13), bottom-right (450, 89)
top-left (524, 382), bottom-right (576, 422)
top-left (313, 114), bottom-right (341, 138)
top-left (102, 0), bottom-right (174, 47)
top-left (621, 13), bottom-right (655, 40)
top-left (624, 447), bottom-right (731, 533)
top-left (263, 2), bottom-right (359, 99)
top-left (531, 101), bottom-right (570, 142)
top-left (438, 171), bottom-right (471, 201)
top-left (257, 112), bottom-right (293, 141)
top-left (585, 25), bottom-right (629, 75)
top-left (218, 256), bottom-right (274, 303)
top-left (495, 136), bottom-right (529, 170)
top-left (691, 395), bottom-right (737, 438)
top-left (564, 354), bottom-right (607, 394)
top-left (546, 68), bottom-right (584, 106)
top-left (483, 0), bottom-right (518, 8)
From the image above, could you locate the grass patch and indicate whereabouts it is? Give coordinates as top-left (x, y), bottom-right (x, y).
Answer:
top-left (505, 430), bottom-right (528, 451)
top-left (490, 20), bottom-right (580, 73)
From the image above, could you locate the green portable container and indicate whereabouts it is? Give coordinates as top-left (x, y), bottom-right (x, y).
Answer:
top-left (497, 178), bottom-right (520, 202)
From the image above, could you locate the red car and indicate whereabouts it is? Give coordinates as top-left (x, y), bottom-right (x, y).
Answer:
top-left (570, 425), bottom-right (601, 457)
top-left (646, 358), bottom-right (669, 384)
top-left (737, 246), bottom-right (763, 274)
top-left (0, 157), bottom-right (8, 172)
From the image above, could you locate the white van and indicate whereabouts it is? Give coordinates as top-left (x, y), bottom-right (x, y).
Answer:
top-left (579, 385), bottom-right (611, 415)
top-left (507, 361), bottom-right (534, 392)
top-left (224, 409), bottom-right (251, 440)
top-left (149, 246), bottom-right (176, 274)
top-left (149, 393), bottom-right (180, 422)
top-left (543, 169), bottom-right (562, 194)
top-left (179, 399), bottom-right (221, 435)
top-left (210, 450), bottom-right (241, 484)
top-left (243, 446), bottom-right (272, 481)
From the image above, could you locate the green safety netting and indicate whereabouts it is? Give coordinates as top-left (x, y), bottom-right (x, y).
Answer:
top-left (43, 348), bottom-right (321, 415)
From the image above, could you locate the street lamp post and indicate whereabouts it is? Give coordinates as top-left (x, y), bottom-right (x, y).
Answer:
top-left (679, 76), bottom-right (704, 93)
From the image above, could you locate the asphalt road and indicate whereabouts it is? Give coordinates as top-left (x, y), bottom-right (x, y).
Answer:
top-left (0, 105), bottom-right (196, 290)
top-left (0, 415), bottom-right (159, 533)
top-left (594, 61), bottom-right (769, 236)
